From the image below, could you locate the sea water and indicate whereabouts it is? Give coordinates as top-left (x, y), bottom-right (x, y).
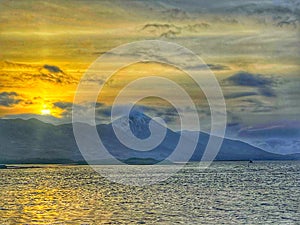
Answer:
top-left (0, 161), bottom-right (299, 224)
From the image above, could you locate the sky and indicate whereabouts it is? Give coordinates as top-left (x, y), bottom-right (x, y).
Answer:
top-left (0, 0), bottom-right (299, 136)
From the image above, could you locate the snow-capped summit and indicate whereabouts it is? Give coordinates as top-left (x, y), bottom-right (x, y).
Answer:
top-left (112, 110), bottom-right (156, 139)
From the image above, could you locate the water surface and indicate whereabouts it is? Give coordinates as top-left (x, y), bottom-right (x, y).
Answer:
top-left (0, 161), bottom-right (299, 224)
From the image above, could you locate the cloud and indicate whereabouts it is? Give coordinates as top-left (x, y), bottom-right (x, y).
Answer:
top-left (0, 92), bottom-right (23, 107)
top-left (141, 23), bottom-right (181, 37)
top-left (52, 101), bottom-right (181, 126)
top-left (96, 103), bottom-right (179, 124)
top-left (160, 30), bottom-right (180, 38)
top-left (258, 86), bottom-right (277, 97)
top-left (188, 64), bottom-right (230, 71)
top-left (238, 120), bottom-right (300, 138)
top-left (53, 101), bottom-right (73, 109)
top-left (141, 22), bottom-right (211, 38)
top-left (240, 98), bottom-right (278, 113)
top-left (226, 71), bottom-right (273, 87)
top-left (225, 91), bottom-right (258, 99)
top-left (53, 101), bottom-right (85, 118)
top-left (0, 61), bottom-right (77, 87)
top-left (224, 89), bottom-right (276, 99)
top-left (53, 101), bottom-right (112, 121)
top-left (224, 71), bottom-right (277, 99)
top-left (207, 64), bottom-right (230, 71)
top-left (43, 64), bottom-right (64, 73)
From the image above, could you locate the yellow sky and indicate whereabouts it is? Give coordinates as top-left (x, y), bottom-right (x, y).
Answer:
top-left (0, 0), bottom-right (299, 125)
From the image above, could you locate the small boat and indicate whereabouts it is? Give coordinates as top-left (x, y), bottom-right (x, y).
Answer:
top-left (247, 160), bottom-right (253, 167)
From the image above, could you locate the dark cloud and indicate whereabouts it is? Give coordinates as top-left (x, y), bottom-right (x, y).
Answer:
top-left (141, 22), bottom-right (211, 38)
top-left (139, 105), bottom-right (179, 124)
top-left (160, 30), bottom-right (180, 38)
top-left (0, 92), bottom-right (22, 107)
top-left (225, 71), bottom-right (277, 99)
top-left (188, 64), bottom-right (230, 71)
top-left (53, 101), bottom-right (112, 120)
top-left (96, 105), bottom-right (112, 117)
top-left (207, 64), bottom-right (230, 71)
top-left (38, 64), bottom-right (76, 84)
top-left (95, 102), bottom-right (105, 107)
top-left (1, 61), bottom-right (77, 87)
top-left (226, 71), bottom-right (273, 87)
top-left (225, 91), bottom-right (258, 99)
top-left (95, 103), bottom-right (180, 125)
top-left (252, 106), bottom-right (275, 113)
top-left (258, 86), bottom-right (277, 97)
top-left (53, 101), bottom-right (73, 110)
top-left (142, 23), bottom-right (181, 37)
top-left (186, 23), bottom-right (210, 31)
top-left (142, 23), bottom-right (180, 31)
top-left (240, 98), bottom-right (278, 113)
top-left (43, 65), bottom-right (64, 73)
top-left (54, 101), bottom-right (88, 118)
top-left (277, 18), bottom-right (298, 28)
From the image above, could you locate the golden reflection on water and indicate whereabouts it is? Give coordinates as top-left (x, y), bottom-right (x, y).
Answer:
top-left (0, 163), bottom-right (299, 224)
top-left (0, 167), bottom-right (112, 224)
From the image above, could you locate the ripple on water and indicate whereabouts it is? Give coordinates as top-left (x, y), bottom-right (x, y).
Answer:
top-left (0, 161), bottom-right (299, 224)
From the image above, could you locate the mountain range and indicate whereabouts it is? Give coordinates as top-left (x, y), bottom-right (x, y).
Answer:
top-left (0, 112), bottom-right (299, 164)
top-left (226, 120), bottom-right (300, 155)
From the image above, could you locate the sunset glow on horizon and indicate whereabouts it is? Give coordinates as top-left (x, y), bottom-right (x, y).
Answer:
top-left (0, 0), bottom-right (299, 130)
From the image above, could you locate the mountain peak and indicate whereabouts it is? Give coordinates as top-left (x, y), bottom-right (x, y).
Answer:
top-left (113, 111), bottom-right (152, 139)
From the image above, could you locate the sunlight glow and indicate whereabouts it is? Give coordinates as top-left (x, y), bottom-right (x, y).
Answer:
top-left (41, 109), bottom-right (51, 115)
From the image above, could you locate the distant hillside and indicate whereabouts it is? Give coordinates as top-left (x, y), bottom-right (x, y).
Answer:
top-left (0, 114), bottom-right (298, 164)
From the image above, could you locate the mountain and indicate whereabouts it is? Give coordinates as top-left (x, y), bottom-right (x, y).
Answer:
top-left (226, 120), bottom-right (300, 155)
top-left (0, 113), bottom-right (298, 164)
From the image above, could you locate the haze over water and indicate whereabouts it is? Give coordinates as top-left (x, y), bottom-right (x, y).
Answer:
top-left (0, 161), bottom-right (299, 224)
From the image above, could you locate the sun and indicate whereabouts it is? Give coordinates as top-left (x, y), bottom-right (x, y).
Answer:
top-left (41, 108), bottom-right (51, 115)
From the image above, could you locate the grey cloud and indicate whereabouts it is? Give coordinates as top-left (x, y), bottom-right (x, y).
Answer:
top-left (277, 17), bottom-right (298, 28)
top-left (224, 71), bottom-right (277, 99)
top-left (43, 64), bottom-right (64, 73)
top-left (160, 30), bottom-right (180, 38)
top-left (53, 101), bottom-right (112, 121)
top-left (1, 61), bottom-right (77, 86)
top-left (226, 71), bottom-right (273, 87)
top-left (225, 91), bottom-right (258, 99)
top-left (142, 23), bottom-right (181, 37)
top-left (53, 101), bottom-right (73, 110)
top-left (141, 22), bottom-right (211, 38)
top-left (142, 23), bottom-right (180, 31)
top-left (96, 106), bottom-right (112, 118)
top-left (252, 106), bottom-right (275, 113)
top-left (188, 64), bottom-right (230, 71)
top-left (207, 64), bottom-right (230, 71)
top-left (0, 92), bottom-right (23, 107)
top-left (142, 105), bottom-right (179, 123)
top-left (258, 87), bottom-right (277, 97)
top-left (241, 98), bottom-right (278, 113)
top-left (95, 104), bottom-right (180, 125)
top-left (95, 102), bottom-right (105, 107)
top-left (53, 101), bottom-right (87, 118)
